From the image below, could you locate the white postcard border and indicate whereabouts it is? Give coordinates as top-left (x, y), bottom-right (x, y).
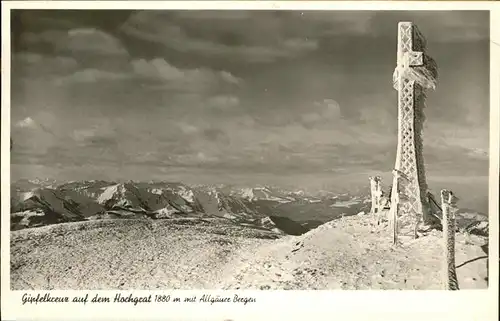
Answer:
top-left (1, 2), bottom-right (498, 321)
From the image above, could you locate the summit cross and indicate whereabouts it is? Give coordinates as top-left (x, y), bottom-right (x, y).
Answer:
top-left (390, 22), bottom-right (438, 236)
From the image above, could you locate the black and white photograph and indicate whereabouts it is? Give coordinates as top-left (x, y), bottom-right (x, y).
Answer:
top-left (6, 7), bottom-right (493, 293)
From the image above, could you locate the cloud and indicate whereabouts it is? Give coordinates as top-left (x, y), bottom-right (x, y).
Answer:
top-left (66, 28), bottom-right (129, 56)
top-left (178, 123), bottom-right (200, 135)
top-left (55, 69), bottom-right (131, 85)
top-left (15, 117), bottom-right (36, 129)
top-left (131, 58), bottom-right (241, 93)
top-left (120, 11), bottom-right (321, 63)
top-left (299, 99), bottom-right (342, 126)
top-left (298, 11), bottom-right (375, 36)
top-left (21, 30), bottom-right (67, 46)
top-left (282, 38), bottom-right (318, 52)
top-left (206, 95), bottom-right (240, 110)
top-left (13, 51), bottom-right (44, 64)
top-left (13, 116), bottom-right (55, 136)
top-left (424, 122), bottom-right (489, 162)
top-left (72, 128), bottom-right (104, 143)
top-left (71, 121), bottom-right (120, 145)
top-left (434, 12), bottom-right (489, 42)
top-left (369, 11), bottom-right (489, 43)
top-left (314, 99), bottom-right (341, 119)
top-left (82, 136), bottom-right (119, 149)
top-left (16, 52), bottom-right (241, 93)
top-left (175, 151), bottom-right (220, 165)
top-left (21, 28), bottom-right (129, 57)
top-left (467, 148), bottom-right (489, 160)
top-left (172, 11), bottom-right (253, 21)
top-left (415, 11), bottom-right (489, 43)
top-left (358, 104), bottom-right (396, 129)
top-left (202, 128), bottom-right (230, 144)
top-left (12, 52), bottom-right (78, 78)
top-left (220, 71), bottom-right (241, 85)
top-left (10, 10), bottom-right (488, 183)
top-left (17, 122), bottom-right (130, 167)
top-left (13, 10), bottom-right (88, 32)
top-left (11, 115), bottom-right (62, 158)
top-left (132, 58), bottom-right (186, 80)
top-left (14, 31), bottom-right (241, 103)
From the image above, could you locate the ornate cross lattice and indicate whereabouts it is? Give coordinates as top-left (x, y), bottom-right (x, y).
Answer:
top-left (390, 22), bottom-right (438, 232)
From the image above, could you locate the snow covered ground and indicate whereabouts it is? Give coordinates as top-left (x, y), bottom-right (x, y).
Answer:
top-left (10, 214), bottom-right (488, 290)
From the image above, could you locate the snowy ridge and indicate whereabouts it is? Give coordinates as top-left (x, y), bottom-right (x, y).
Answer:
top-left (11, 179), bottom-right (487, 238)
top-left (8, 179), bottom-right (376, 234)
top-left (231, 186), bottom-right (297, 204)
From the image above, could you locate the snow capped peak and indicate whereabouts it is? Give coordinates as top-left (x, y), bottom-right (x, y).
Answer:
top-left (21, 191), bottom-right (36, 201)
top-left (177, 185), bottom-right (195, 203)
top-left (291, 190), bottom-right (306, 197)
top-left (97, 184), bottom-right (121, 204)
top-left (27, 178), bottom-right (57, 186)
top-left (240, 188), bottom-right (255, 201)
top-left (95, 183), bottom-right (144, 209)
top-left (205, 187), bottom-right (220, 197)
top-left (260, 216), bottom-right (274, 225)
top-left (150, 188), bottom-right (163, 195)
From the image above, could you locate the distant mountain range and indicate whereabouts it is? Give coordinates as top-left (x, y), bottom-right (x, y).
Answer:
top-left (10, 179), bottom-right (488, 237)
top-left (10, 179), bottom-right (372, 234)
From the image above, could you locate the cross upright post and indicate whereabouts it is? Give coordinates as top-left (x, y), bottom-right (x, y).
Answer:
top-left (390, 22), bottom-right (438, 237)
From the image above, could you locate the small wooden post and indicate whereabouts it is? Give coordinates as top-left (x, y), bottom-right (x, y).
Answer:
top-left (369, 176), bottom-right (378, 214)
top-left (369, 176), bottom-right (383, 214)
top-left (441, 189), bottom-right (459, 290)
top-left (389, 170), bottom-right (400, 245)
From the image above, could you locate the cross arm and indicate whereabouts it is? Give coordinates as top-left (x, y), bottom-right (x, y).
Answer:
top-left (393, 22), bottom-right (438, 90)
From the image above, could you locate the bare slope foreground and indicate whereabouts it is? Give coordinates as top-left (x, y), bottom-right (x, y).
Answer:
top-left (10, 218), bottom-right (280, 290)
top-left (11, 215), bottom-right (488, 290)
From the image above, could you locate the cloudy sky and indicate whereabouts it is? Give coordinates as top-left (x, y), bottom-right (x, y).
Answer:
top-left (10, 10), bottom-right (490, 207)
